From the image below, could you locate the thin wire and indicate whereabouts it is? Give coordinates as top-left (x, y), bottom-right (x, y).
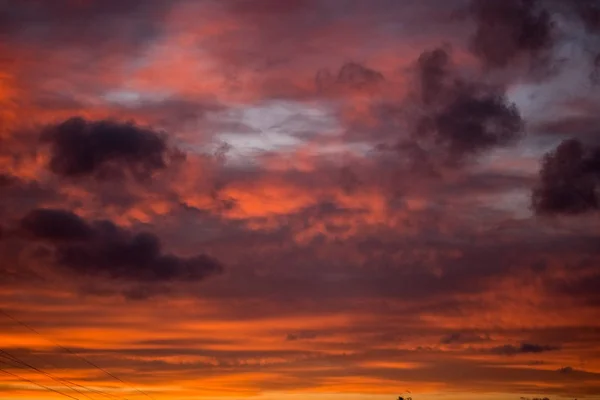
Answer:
top-left (0, 363), bottom-right (80, 400)
top-left (0, 309), bottom-right (153, 399)
top-left (0, 348), bottom-right (128, 400)
top-left (0, 350), bottom-right (95, 400)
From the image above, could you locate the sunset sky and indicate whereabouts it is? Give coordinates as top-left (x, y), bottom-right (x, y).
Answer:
top-left (1, 1), bottom-right (600, 399)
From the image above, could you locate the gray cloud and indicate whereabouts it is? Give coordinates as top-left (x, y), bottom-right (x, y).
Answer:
top-left (490, 343), bottom-right (560, 355)
top-left (18, 208), bottom-right (223, 283)
top-left (469, 0), bottom-right (555, 69)
top-left (42, 117), bottom-right (183, 180)
top-left (532, 139), bottom-right (600, 215)
top-left (403, 47), bottom-right (524, 164)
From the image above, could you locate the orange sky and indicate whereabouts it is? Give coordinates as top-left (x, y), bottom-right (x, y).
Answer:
top-left (1, 1), bottom-right (600, 399)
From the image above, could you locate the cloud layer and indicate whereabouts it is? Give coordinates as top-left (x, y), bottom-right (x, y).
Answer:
top-left (1, 1), bottom-right (600, 400)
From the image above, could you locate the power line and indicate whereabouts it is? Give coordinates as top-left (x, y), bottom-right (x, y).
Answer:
top-left (0, 308), bottom-right (154, 400)
top-left (0, 349), bottom-right (95, 400)
top-left (0, 347), bottom-right (128, 400)
top-left (0, 363), bottom-right (80, 400)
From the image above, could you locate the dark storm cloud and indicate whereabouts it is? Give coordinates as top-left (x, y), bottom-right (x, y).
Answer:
top-left (468, 0), bottom-right (555, 69)
top-left (532, 139), bottom-right (600, 215)
top-left (490, 343), bottom-right (560, 355)
top-left (19, 208), bottom-right (223, 282)
top-left (405, 47), bottom-right (524, 164)
top-left (42, 117), bottom-right (182, 180)
top-left (419, 85), bottom-right (523, 159)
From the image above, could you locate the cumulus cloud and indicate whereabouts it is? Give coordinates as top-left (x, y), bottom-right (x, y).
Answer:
top-left (419, 85), bottom-right (523, 158)
top-left (18, 208), bottom-right (223, 282)
top-left (404, 47), bottom-right (524, 164)
top-left (531, 139), bottom-right (600, 215)
top-left (42, 117), bottom-right (183, 180)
